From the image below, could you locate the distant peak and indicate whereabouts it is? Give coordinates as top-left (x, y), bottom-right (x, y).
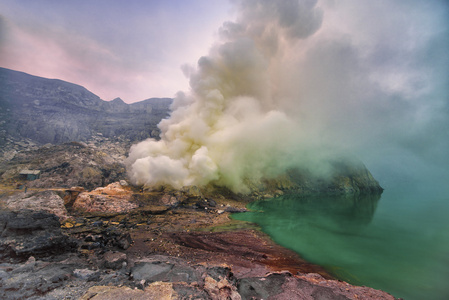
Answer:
top-left (111, 97), bottom-right (126, 104)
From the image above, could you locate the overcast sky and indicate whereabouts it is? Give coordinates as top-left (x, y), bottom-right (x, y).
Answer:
top-left (1, 0), bottom-right (448, 185)
top-left (0, 0), bottom-right (233, 102)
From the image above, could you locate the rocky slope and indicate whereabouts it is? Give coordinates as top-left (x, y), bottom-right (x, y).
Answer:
top-left (0, 141), bottom-right (127, 190)
top-left (239, 159), bottom-right (383, 200)
top-left (0, 67), bottom-right (172, 145)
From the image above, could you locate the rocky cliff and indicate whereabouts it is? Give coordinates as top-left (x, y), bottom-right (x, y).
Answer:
top-left (0, 67), bottom-right (172, 145)
top-left (255, 159), bottom-right (384, 197)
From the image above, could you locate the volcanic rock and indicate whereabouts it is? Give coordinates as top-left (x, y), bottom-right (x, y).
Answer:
top-left (0, 142), bottom-right (127, 189)
top-left (0, 210), bottom-right (73, 261)
top-left (73, 268), bottom-right (99, 280)
top-left (204, 273), bottom-right (241, 300)
top-left (73, 182), bottom-right (137, 213)
top-left (252, 159), bottom-right (383, 198)
top-left (103, 251), bottom-right (127, 270)
top-left (0, 67), bottom-right (172, 145)
top-left (4, 190), bottom-right (68, 220)
top-left (0, 259), bottom-right (74, 299)
top-left (63, 186), bottom-right (85, 207)
top-left (79, 283), bottom-right (178, 300)
top-left (0, 192), bottom-right (396, 300)
top-left (131, 261), bottom-right (201, 284)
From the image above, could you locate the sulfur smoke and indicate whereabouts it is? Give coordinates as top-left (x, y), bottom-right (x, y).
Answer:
top-left (126, 0), bottom-right (330, 193)
top-left (126, 0), bottom-right (449, 191)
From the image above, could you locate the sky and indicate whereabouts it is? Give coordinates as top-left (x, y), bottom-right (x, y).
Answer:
top-left (0, 0), bottom-right (233, 102)
top-left (1, 0), bottom-right (449, 187)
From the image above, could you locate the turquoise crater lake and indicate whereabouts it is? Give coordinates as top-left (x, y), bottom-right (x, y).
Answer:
top-left (232, 183), bottom-right (449, 300)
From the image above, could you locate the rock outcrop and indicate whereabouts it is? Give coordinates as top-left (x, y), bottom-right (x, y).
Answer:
top-left (0, 142), bottom-right (126, 189)
top-left (138, 157), bottom-right (382, 200)
top-left (4, 190), bottom-right (68, 220)
top-left (0, 210), bottom-right (73, 262)
top-left (240, 159), bottom-right (383, 199)
top-left (73, 182), bottom-right (137, 213)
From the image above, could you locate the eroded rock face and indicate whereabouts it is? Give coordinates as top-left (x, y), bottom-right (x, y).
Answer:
top-left (0, 67), bottom-right (172, 145)
top-left (4, 190), bottom-right (68, 220)
top-left (0, 142), bottom-right (126, 190)
top-left (0, 258), bottom-right (74, 299)
top-left (0, 210), bottom-right (73, 262)
top-left (73, 182), bottom-right (137, 213)
top-left (252, 160), bottom-right (383, 199)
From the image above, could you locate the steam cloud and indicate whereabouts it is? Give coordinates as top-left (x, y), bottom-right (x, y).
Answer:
top-left (126, 0), bottom-right (449, 191)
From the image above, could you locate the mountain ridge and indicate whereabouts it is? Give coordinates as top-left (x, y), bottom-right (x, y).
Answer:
top-left (0, 67), bottom-right (172, 145)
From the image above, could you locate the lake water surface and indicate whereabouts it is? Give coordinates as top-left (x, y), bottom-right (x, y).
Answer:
top-left (232, 183), bottom-right (449, 299)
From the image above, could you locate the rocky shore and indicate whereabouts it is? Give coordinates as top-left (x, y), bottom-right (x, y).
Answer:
top-left (0, 140), bottom-right (392, 299)
top-left (0, 180), bottom-right (395, 300)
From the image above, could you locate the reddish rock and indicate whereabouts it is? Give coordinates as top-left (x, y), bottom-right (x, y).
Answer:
top-left (63, 186), bottom-right (85, 207)
top-left (73, 182), bottom-right (137, 213)
top-left (204, 275), bottom-right (241, 300)
top-left (156, 230), bottom-right (332, 279)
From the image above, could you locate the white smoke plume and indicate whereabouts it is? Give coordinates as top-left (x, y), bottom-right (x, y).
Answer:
top-left (126, 0), bottom-right (449, 191)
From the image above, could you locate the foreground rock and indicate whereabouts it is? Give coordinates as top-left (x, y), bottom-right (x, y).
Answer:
top-left (0, 185), bottom-right (396, 300)
top-left (79, 283), bottom-right (179, 300)
top-left (4, 190), bottom-right (68, 220)
top-left (0, 210), bottom-right (73, 262)
top-left (1, 253), bottom-right (395, 300)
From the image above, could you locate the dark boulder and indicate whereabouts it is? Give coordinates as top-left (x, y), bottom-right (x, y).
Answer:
top-left (0, 260), bottom-right (74, 299)
top-left (237, 272), bottom-right (352, 300)
top-left (0, 210), bottom-right (74, 262)
top-left (131, 261), bottom-right (201, 284)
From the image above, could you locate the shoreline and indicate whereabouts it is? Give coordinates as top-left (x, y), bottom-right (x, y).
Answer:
top-left (126, 209), bottom-right (334, 280)
top-left (0, 185), bottom-right (396, 299)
